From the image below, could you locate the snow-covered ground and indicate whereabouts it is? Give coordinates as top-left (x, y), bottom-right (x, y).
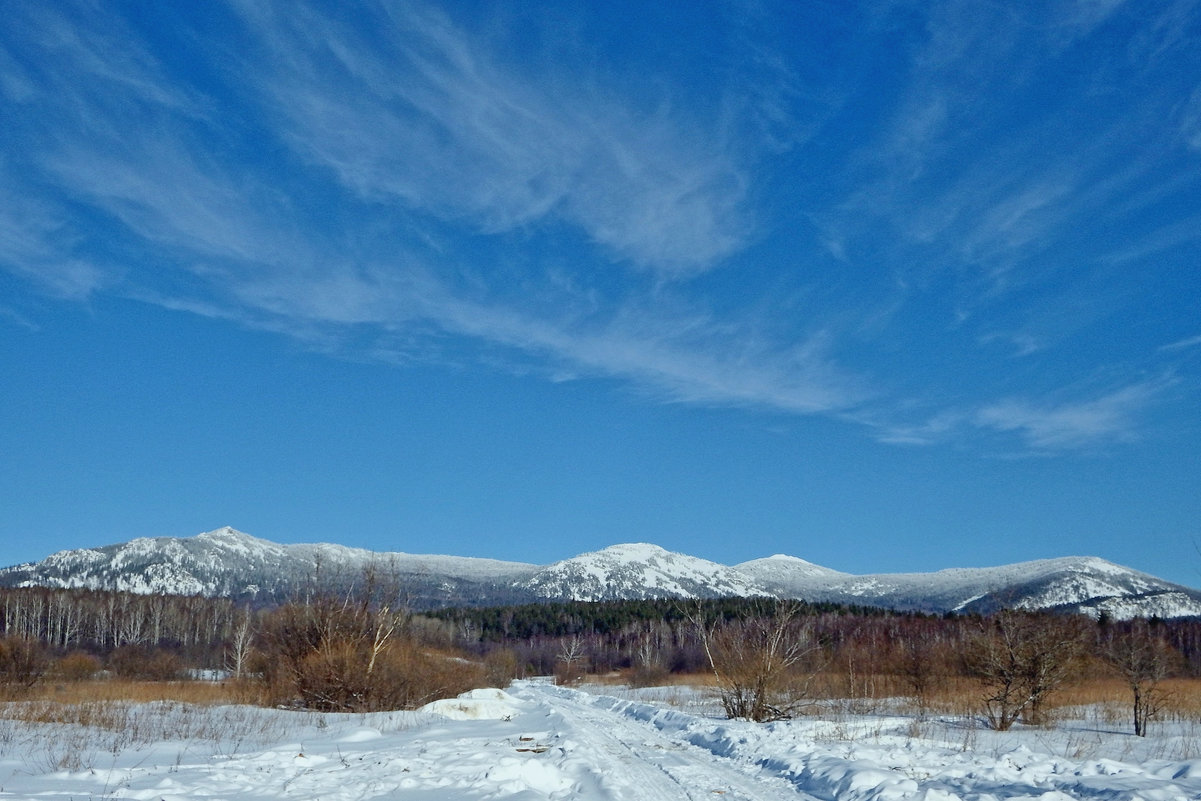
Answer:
top-left (1, 681), bottom-right (1199, 800)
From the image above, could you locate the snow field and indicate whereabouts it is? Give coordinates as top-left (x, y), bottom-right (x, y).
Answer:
top-left (0, 681), bottom-right (1198, 799)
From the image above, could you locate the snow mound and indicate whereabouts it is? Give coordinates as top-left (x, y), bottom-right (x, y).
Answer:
top-left (337, 727), bottom-right (382, 743)
top-left (485, 757), bottom-right (573, 795)
top-left (420, 688), bottom-right (526, 720)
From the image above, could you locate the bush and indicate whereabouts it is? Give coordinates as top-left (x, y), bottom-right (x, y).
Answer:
top-left (55, 651), bottom-right (102, 682)
top-left (483, 648), bottom-right (522, 687)
top-left (257, 594), bottom-right (486, 711)
top-left (690, 600), bottom-right (820, 722)
top-left (0, 636), bottom-right (48, 692)
top-left (109, 646), bottom-right (183, 681)
top-left (628, 664), bottom-right (671, 688)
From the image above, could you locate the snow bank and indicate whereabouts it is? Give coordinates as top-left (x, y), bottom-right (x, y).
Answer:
top-left (419, 687), bottom-right (526, 720)
top-left (1, 681), bottom-right (1199, 800)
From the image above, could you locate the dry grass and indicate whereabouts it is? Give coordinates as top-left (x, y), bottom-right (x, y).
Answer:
top-left (808, 670), bottom-right (912, 701)
top-left (10, 678), bottom-right (260, 706)
top-left (1050, 677), bottom-right (1201, 724)
top-left (599, 668), bottom-right (1201, 727)
top-left (0, 669), bottom-right (457, 774)
top-left (816, 673), bottom-right (1201, 725)
top-left (593, 670), bottom-right (720, 688)
top-left (0, 686), bottom-right (293, 773)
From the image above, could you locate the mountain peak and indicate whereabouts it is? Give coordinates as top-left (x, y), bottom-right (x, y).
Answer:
top-left (517, 543), bottom-right (770, 602)
top-left (592, 542), bottom-right (674, 559)
top-left (1, 529), bottom-right (1198, 619)
top-left (197, 526), bottom-right (251, 540)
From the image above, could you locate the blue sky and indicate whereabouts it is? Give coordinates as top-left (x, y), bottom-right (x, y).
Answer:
top-left (2, 1), bottom-right (1200, 586)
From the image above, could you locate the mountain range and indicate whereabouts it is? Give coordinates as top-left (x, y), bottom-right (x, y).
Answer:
top-left (2, 526), bottom-right (1199, 619)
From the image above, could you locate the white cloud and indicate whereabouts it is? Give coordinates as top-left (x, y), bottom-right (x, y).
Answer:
top-left (1103, 212), bottom-right (1201, 265)
top-left (1057, 0), bottom-right (1130, 33)
top-left (4, 0), bottom-right (1188, 454)
top-left (979, 332), bottom-right (1044, 358)
top-left (12, 64), bottom-right (858, 419)
top-left (833, 0), bottom-right (1201, 313)
top-left (0, 305), bottom-right (38, 331)
top-left (868, 376), bottom-right (1173, 452)
top-left (871, 410), bottom-right (968, 447)
top-left (974, 380), bottom-right (1168, 450)
top-left (1180, 84), bottom-right (1201, 151)
top-left (235, 0), bottom-right (750, 276)
top-left (0, 184), bottom-right (108, 300)
top-left (1161, 333), bottom-right (1201, 351)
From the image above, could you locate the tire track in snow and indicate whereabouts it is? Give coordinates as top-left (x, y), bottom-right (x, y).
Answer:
top-left (516, 683), bottom-right (813, 800)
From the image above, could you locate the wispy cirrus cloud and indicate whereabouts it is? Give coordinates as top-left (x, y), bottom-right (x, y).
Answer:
top-left (1185, 85), bottom-right (1201, 150)
top-left (0, 305), bottom-right (38, 331)
top-left (869, 377), bottom-right (1172, 452)
top-left (2, 0), bottom-right (1194, 458)
top-left (973, 379), bottom-right (1171, 451)
top-left (0, 181), bottom-right (107, 300)
top-left (1161, 334), bottom-right (1201, 352)
top-left (830, 0), bottom-right (1201, 326)
top-left (0, 1), bottom-right (861, 418)
top-left (232, 0), bottom-right (750, 277)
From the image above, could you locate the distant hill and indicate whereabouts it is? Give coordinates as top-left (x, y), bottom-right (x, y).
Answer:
top-left (2, 526), bottom-right (1199, 618)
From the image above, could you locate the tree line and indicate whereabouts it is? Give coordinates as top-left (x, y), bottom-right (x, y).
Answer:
top-left (1, 586), bottom-right (242, 654)
top-left (1, 584), bottom-right (1199, 735)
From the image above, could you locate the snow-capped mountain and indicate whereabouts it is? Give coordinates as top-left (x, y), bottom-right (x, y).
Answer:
top-left (2, 527), bottom-right (1200, 618)
top-left (517, 543), bottom-right (770, 602)
top-left (0, 527), bottom-right (539, 609)
top-left (732, 554), bottom-right (1201, 618)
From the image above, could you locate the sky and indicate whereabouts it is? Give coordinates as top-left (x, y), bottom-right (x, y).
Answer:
top-left (2, 0), bottom-right (1200, 586)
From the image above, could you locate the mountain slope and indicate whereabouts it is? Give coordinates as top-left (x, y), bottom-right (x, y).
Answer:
top-left (2, 527), bottom-right (1199, 618)
top-left (517, 543), bottom-right (771, 601)
top-left (733, 554), bottom-right (1201, 617)
top-left (0, 527), bottom-right (539, 608)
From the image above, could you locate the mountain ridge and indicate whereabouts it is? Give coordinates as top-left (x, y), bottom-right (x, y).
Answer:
top-left (2, 526), bottom-right (1199, 619)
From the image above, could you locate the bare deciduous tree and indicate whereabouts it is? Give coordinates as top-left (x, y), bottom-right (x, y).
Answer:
top-left (1101, 619), bottom-right (1178, 736)
top-left (690, 600), bottom-right (820, 722)
top-left (225, 604), bottom-right (255, 680)
top-left (555, 635), bottom-right (587, 685)
top-left (965, 610), bottom-right (1085, 730)
top-left (899, 635), bottom-right (937, 717)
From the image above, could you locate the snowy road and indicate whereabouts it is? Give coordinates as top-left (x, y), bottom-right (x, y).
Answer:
top-left (2, 681), bottom-right (1200, 799)
top-left (520, 683), bottom-right (806, 800)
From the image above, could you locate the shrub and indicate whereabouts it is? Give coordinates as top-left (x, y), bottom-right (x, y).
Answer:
top-left (0, 636), bottom-right (48, 692)
top-left (628, 664), bottom-right (672, 688)
top-left (690, 600), bottom-right (820, 722)
top-left (55, 651), bottom-right (102, 682)
top-left (483, 648), bottom-right (522, 688)
top-left (109, 646), bottom-right (183, 681)
top-left (256, 591), bottom-right (486, 711)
